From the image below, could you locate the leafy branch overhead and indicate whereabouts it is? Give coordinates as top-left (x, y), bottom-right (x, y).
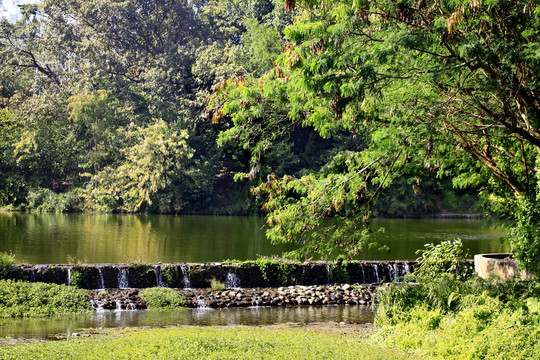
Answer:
top-left (209, 0), bottom-right (540, 268)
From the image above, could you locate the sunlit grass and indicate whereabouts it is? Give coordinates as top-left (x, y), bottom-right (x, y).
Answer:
top-left (0, 325), bottom-right (406, 359)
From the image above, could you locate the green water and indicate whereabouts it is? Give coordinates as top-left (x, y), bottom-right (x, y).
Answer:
top-left (0, 213), bottom-right (509, 264)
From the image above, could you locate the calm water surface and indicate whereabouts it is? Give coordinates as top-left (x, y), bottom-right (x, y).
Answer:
top-left (0, 213), bottom-right (509, 264)
top-left (0, 306), bottom-right (374, 340)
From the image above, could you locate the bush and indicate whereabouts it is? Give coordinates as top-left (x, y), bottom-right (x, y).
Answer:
top-left (413, 239), bottom-right (473, 281)
top-left (70, 268), bottom-right (88, 288)
top-left (0, 252), bottom-right (22, 280)
top-left (25, 187), bottom-right (83, 212)
top-left (0, 252), bottom-right (15, 280)
top-left (375, 240), bottom-right (540, 358)
top-left (142, 288), bottom-right (187, 309)
top-left (0, 279), bottom-right (93, 318)
top-left (210, 278), bottom-right (226, 291)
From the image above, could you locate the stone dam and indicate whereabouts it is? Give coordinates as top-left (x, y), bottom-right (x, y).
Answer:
top-left (14, 261), bottom-right (416, 289)
top-left (11, 261), bottom-right (416, 310)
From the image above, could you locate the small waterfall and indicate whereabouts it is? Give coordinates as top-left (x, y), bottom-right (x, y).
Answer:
top-left (118, 268), bottom-right (129, 289)
top-left (360, 264), bottom-right (366, 284)
top-left (371, 263), bottom-right (380, 283)
top-left (404, 263), bottom-right (411, 276)
top-left (181, 265), bottom-right (191, 289)
top-left (225, 271), bottom-right (240, 288)
top-left (325, 263), bottom-right (331, 285)
top-left (97, 267), bottom-right (105, 290)
top-left (154, 266), bottom-right (167, 287)
top-left (67, 268), bottom-right (72, 286)
top-left (389, 263), bottom-right (398, 281)
top-left (196, 294), bottom-right (209, 309)
top-left (91, 299), bottom-right (105, 312)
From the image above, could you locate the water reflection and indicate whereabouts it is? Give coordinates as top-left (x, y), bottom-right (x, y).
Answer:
top-left (0, 306), bottom-right (374, 340)
top-left (0, 213), bottom-right (509, 264)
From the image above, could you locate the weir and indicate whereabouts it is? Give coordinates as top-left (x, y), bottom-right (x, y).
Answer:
top-left (14, 261), bottom-right (416, 290)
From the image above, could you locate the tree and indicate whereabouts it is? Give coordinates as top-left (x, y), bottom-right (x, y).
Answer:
top-left (0, 0), bottom-right (297, 214)
top-left (209, 0), bottom-right (540, 272)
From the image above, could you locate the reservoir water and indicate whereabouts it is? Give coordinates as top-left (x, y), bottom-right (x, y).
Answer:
top-left (0, 213), bottom-right (509, 264)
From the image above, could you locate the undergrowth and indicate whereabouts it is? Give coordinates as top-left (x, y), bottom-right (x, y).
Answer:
top-left (0, 279), bottom-right (93, 318)
top-left (375, 239), bottom-right (540, 359)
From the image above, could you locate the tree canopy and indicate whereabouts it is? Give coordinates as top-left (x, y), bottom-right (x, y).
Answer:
top-left (209, 0), bottom-right (540, 272)
top-left (0, 0), bottom-right (290, 214)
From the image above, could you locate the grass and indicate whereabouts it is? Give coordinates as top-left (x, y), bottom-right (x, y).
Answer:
top-left (0, 325), bottom-right (406, 359)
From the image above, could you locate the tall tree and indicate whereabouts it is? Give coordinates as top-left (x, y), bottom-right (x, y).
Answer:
top-left (209, 0), bottom-right (540, 272)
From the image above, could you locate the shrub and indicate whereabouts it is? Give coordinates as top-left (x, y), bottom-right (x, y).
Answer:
top-left (210, 278), bottom-right (226, 291)
top-left (0, 252), bottom-right (22, 280)
top-left (376, 240), bottom-right (540, 358)
top-left (254, 258), bottom-right (300, 286)
top-left (25, 187), bottom-right (83, 213)
top-left (69, 268), bottom-right (88, 288)
top-left (413, 239), bottom-right (473, 281)
top-left (0, 252), bottom-right (16, 280)
top-left (142, 287), bottom-right (187, 309)
top-left (0, 279), bottom-right (93, 318)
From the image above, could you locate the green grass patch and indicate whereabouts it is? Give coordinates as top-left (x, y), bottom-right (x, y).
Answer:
top-left (142, 287), bottom-right (187, 309)
top-left (0, 326), bottom-right (406, 359)
top-left (0, 279), bottom-right (93, 318)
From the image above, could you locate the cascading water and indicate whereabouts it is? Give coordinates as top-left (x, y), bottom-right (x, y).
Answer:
top-left (196, 295), bottom-right (209, 309)
top-left (389, 263), bottom-right (398, 281)
top-left (97, 267), bottom-right (105, 290)
top-left (154, 266), bottom-right (167, 287)
top-left (325, 263), bottom-right (331, 285)
top-left (118, 268), bottom-right (129, 289)
top-left (404, 263), bottom-right (411, 277)
top-left (67, 268), bottom-right (71, 286)
top-left (360, 264), bottom-right (366, 284)
top-left (371, 263), bottom-right (380, 283)
top-left (180, 265), bottom-right (191, 289)
top-left (225, 271), bottom-right (240, 288)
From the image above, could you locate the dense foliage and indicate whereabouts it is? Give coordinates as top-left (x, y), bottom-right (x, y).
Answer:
top-left (1, 0), bottom-right (480, 218)
top-left (0, 326), bottom-right (406, 359)
top-left (209, 0), bottom-right (540, 271)
top-left (376, 241), bottom-right (540, 358)
top-left (0, 279), bottom-right (92, 318)
top-left (0, 0), bottom-right (292, 214)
